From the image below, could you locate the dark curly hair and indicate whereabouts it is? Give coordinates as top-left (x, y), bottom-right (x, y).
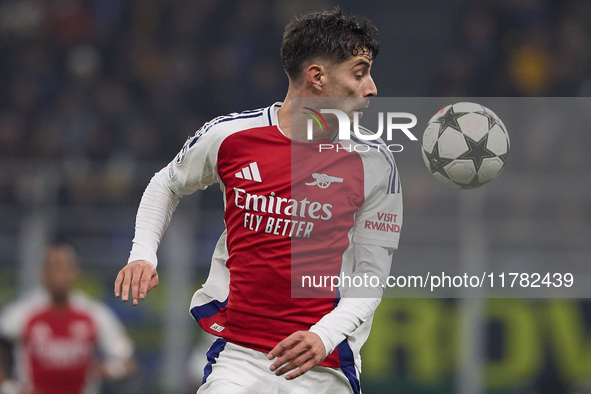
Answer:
top-left (280, 7), bottom-right (380, 82)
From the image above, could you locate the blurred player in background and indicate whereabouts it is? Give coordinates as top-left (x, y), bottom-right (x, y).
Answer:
top-left (0, 243), bottom-right (135, 394)
top-left (115, 7), bottom-right (401, 393)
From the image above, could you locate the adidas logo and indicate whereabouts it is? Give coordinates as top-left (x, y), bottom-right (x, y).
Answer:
top-left (235, 162), bottom-right (262, 182)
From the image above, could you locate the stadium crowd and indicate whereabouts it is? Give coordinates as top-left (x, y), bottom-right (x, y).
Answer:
top-left (0, 0), bottom-right (590, 204)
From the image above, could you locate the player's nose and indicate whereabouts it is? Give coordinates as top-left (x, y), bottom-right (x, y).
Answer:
top-left (364, 75), bottom-right (377, 97)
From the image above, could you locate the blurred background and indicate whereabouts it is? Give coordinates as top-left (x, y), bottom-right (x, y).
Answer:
top-left (0, 0), bottom-right (590, 393)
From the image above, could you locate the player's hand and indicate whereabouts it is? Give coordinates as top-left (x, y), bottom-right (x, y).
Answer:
top-left (267, 331), bottom-right (327, 380)
top-left (114, 260), bottom-right (159, 306)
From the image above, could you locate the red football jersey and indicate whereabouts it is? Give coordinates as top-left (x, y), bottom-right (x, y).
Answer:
top-left (23, 305), bottom-right (97, 394)
top-left (201, 125), bottom-right (364, 361)
top-left (0, 290), bottom-right (134, 394)
top-left (145, 103), bottom-right (402, 369)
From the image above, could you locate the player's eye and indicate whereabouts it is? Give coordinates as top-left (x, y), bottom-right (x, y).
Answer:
top-left (354, 68), bottom-right (368, 80)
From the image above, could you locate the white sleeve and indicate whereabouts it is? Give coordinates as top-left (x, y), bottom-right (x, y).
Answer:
top-left (0, 291), bottom-right (46, 341)
top-left (92, 303), bottom-right (134, 379)
top-left (352, 153), bottom-right (402, 249)
top-left (127, 119), bottom-right (226, 268)
top-left (127, 169), bottom-right (180, 268)
top-left (309, 244), bottom-right (393, 356)
top-left (0, 303), bottom-right (24, 341)
top-left (0, 304), bottom-right (21, 341)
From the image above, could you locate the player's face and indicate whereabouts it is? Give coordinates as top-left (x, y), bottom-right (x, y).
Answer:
top-left (323, 54), bottom-right (377, 97)
top-left (43, 246), bottom-right (79, 304)
top-left (321, 52), bottom-right (377, 116)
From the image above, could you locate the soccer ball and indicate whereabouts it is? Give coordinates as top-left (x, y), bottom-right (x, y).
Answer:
top-left (421, 102), bottom-right (510, 189)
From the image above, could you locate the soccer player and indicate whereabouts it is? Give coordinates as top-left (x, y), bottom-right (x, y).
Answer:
top-left (115, 7), bottom-right (402, 393)
top-left (0, 243), bottom-right (135, 394)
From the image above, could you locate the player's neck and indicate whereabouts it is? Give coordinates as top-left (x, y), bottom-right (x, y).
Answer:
top-left (51, 294), bottom-right (70, 308)
top-left (279, 89), bottom-right (334, 142)
top-left (277, 99), bottom-right (293, 139)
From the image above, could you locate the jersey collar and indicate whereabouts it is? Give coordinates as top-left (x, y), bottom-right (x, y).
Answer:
top-left (266, 102), bottom-right (282, 127)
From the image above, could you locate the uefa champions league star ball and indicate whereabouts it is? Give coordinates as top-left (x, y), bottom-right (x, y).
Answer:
top-left (421, 102), bottom-right (510, 189)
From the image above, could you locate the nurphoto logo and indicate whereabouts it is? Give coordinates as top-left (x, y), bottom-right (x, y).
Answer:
top-left (303, 107), bottom-right (419, 153)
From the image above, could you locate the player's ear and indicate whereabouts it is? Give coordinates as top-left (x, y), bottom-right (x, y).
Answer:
top-left (305, 63), bottom-right (325, 92)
